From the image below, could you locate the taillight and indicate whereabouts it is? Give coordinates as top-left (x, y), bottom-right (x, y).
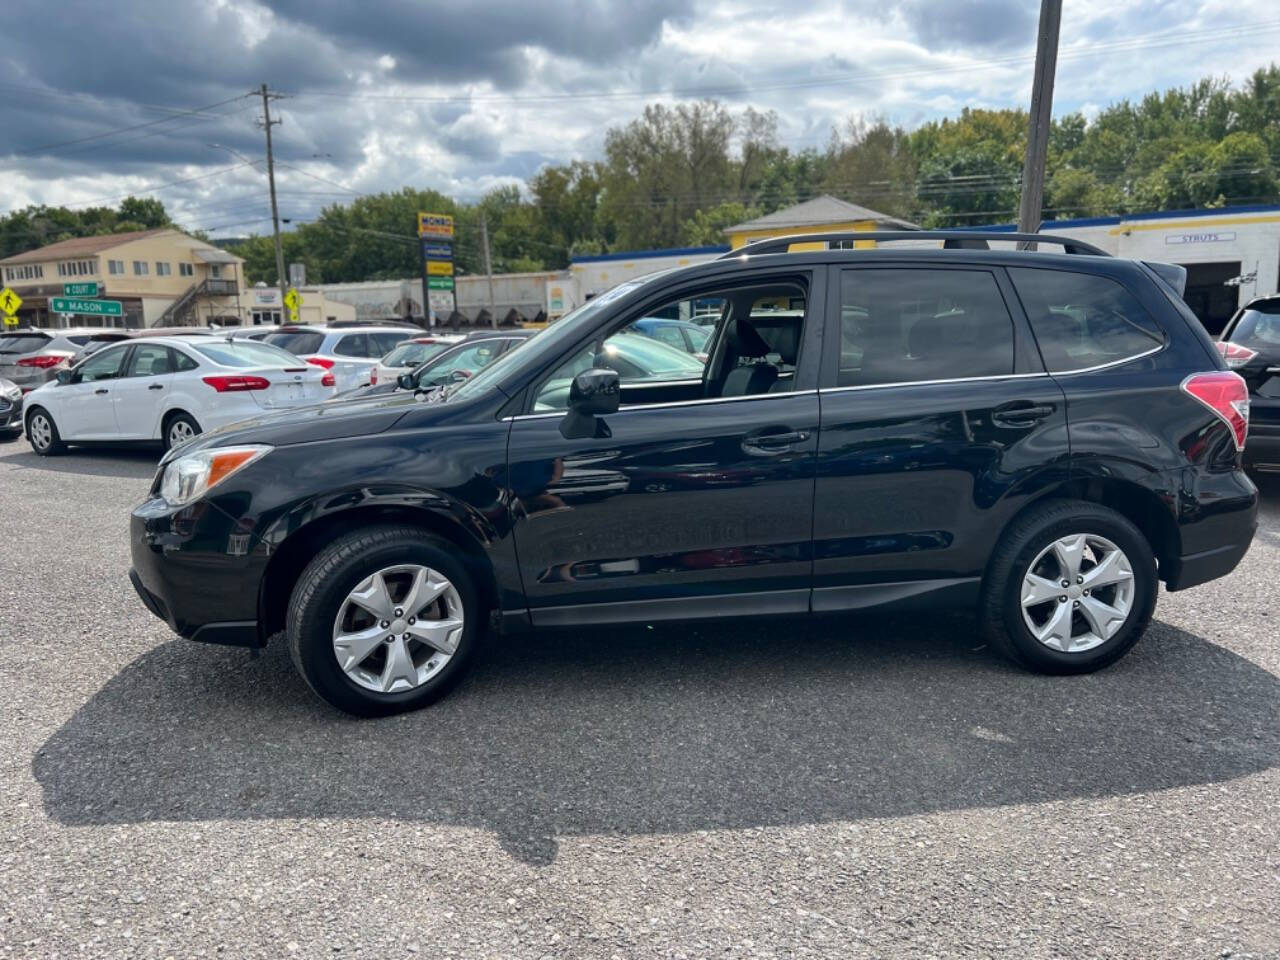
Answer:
top-left (304, 356), bottom-right (334, 370)
top-left (17, 355), bottom-right (66, 369)
top-left (202, 375), bottom-right (271, 392)
top-left (1214, 341), bottom-right (1257, 369)
top-left (321, 372), bottom-right (335, 388)
top-left (1182, 371), bottom-right (1250, 451)
top-left (369, 370), bottom-right (378, 385)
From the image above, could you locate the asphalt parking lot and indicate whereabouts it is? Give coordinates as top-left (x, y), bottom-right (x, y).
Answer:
top-left (1, 436), bottom-right (1278, 959)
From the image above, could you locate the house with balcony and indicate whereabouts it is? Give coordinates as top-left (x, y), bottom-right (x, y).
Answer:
top-left (0, 228), bottom-right (248, 329)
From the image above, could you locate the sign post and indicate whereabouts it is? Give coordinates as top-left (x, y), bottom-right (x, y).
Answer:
top-left (417, 212), bottom-right (456, 325)
top-left (0, 286), bottom-right (21, 327)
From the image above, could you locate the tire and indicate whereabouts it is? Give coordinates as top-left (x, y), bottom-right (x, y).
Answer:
top-left (26, 407), bottom-right (65, 456)
top-left (163, 412), bottom-right (201, 451)
top-left (980, 499), bottom-right (1157, 675)
top-left (286, 525), bottom-right (481, 716)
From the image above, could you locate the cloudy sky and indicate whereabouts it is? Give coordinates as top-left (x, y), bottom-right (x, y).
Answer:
top-left (1, 0), bottom-right (1277, 237)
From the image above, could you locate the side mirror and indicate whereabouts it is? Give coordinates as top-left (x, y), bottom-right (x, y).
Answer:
top-left (560, 368), bottom-right (619, 440)
top-left (396, 372), bottom-right (416, 390)
top-left (55, 369), bottom-right (73, 386)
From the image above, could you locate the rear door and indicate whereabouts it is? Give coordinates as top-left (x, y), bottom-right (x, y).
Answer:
top-left (811, 263), bottom-right (1068, 610)
top-left (111, 343), bottom-right (176, 439)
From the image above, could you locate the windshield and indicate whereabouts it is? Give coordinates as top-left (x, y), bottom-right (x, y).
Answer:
top-left (194, 341), bottom-right (305, 368)
top-left (265, 331), bottom-right (325, 355)
top-left (1229, 306), bottom-right (1280, 348)
top-left (383, 340), bottom-right (454, 367)
top-left (0, 334), bottom-right (51, 354)
top-left (446, 273), bottom-right (671, 403)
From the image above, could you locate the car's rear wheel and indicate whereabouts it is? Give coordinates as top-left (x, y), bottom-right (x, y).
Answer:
top-left (26, 408), bottom-right (65, 456)
top-left (164, 412), bottom-right (201, 451)
top-left (980, 499), bottom-right (1157, 674)
top-left (286, 525), bottom-right (480, 716)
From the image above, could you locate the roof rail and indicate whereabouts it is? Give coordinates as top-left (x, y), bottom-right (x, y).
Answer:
top-left (718, 230), bottom-right (1110, 259)
top-left (327, 319), bottom-right (422, 329)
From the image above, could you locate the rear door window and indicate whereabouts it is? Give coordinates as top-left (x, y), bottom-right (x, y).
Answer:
top-left (836, 268), bottom-right (1015, 387)
top-left (0, 334), bottom-right (51, 354)
top-left (334, 334), bottom-right (371, 357)
top-left (265, 331), bottom-right (324, 355)
top-left (1009, 268), bottom-right (1164, 372)
top-left (126, 343), bottom-right (173, 377)
top-left (371, 332), bottom-right (408, 355)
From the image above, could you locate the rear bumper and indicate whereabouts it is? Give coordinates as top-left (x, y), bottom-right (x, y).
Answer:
top-left (1163, 468), bottom-right (1259, 591)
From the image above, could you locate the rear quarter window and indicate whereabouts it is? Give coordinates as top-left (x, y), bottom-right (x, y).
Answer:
top-left (1009, 268), bottom-right (1164, 373)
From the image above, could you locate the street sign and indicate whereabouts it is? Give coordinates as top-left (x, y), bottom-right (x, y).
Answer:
top-left (422, 241), bottom-right (453, 259)
top-left (63, 282), bottom-right (99, 297)
top-left (417, 212), bottom-right (454, 239)
top-left (0, 286), bottom-right (22, 316)
top-left (427, 277), bottom-right (454, 290)
top-left (425, 260), bottom-right (454, 277)
top-left (51, 297), bottom-right (123, 317)
top-left (283, 288), bottom-right (302, 311)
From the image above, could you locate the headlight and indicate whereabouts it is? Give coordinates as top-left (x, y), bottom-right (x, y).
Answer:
top-left (159, 445), bottom-right (272, 507)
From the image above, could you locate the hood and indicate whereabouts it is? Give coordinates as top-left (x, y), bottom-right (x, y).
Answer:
top-left (172, 392), bottom-right (422, 458)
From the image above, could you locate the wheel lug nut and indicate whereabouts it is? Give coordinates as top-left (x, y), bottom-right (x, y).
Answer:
top-left (394, 608), bottom-right (403, 617)
top-left (1076, 576), bottom-right (1084, 584)
top-left (385, 635), bottom-right (394, 644)
top-left (380, 620), bottom-right (389, 629)
top-left (1072, 600), bottom-right (1080, 608)
top-left (1061, 580), bottom-right (1070, 588)
top-left (1059, 595), bottom-right (1067, 603)
top-left (408, 617), bottom-right (416, 624)
top-left (402, 633), bottom-right (410, 641)
top-left (1083, 589), bottom-right (1090, 596)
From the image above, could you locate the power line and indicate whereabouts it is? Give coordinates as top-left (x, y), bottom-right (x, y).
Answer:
top-left (282, 20), bottom-right (1280, 107)
top-left (11, 92), bottom-right (254, 156)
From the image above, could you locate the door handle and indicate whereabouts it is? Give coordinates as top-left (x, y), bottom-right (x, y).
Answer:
top-left (94, 388), bottom-right (109, 395)
top-left (742, 428), bottom-right (810, 454)
top-left (148, 383), bottom-right (165, 390)
top-left (991, 402), bottom-right (1055, 426)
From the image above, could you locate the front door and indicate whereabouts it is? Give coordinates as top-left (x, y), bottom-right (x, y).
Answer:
top-left (507, 273), bottom-right (824, 625)
top-left (811, 264), bottom-right (1069, 610)
top-left (56, 343), bottom-right (129, 439)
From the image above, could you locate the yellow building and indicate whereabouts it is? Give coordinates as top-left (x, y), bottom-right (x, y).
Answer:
top-left (0, 228), bottom-right (248, 329)
top-left (724, 195), bottom-right (918, 250)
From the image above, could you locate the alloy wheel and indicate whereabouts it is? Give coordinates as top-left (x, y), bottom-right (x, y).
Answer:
top-left (331, 563), bottom-right (464, 694)
top-left (1020, 533), bottom-right (1135, 653)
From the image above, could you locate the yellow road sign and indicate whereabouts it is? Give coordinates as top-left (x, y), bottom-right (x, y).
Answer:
top-left (0, 287), bottom-right (22, 316)
top-left (2, 315), bottom-right (17, 327)
top-left (283, 287), bottom-right (302, 311)
top-left (426, 260), bottom-right (454, 277)
top-left (287, 306), bottom-right (299, 324)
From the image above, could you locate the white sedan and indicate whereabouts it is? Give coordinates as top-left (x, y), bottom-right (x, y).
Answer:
top-left (22, 335), bottom-right (336, 455)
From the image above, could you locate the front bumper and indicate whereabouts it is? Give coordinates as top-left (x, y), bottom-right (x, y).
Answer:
top-left (0, 395), bottom-right (21, 430)
top-left (129, 497), bottom-right (267, 647)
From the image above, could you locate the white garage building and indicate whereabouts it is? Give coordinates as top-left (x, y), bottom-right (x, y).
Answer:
top-left (976, 204), bottom-right (1280, 335)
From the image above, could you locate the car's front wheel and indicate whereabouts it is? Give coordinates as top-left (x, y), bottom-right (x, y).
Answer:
top-left (26, 408), bottom-right (65, 456)
top-left (981, 500), bottom-right (1157, 674)
top-left (286, 525), bottom-right (480, 716)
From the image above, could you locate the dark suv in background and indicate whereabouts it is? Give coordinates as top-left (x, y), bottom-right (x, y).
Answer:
top-left (1218, 294), bottom-right (1280, 470)
top-left (129, 232), bottom-right (1258, 716)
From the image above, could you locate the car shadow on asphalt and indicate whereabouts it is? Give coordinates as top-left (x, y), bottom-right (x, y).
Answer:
top-left (33, 613), bottom-right (1280, 866)
top-left (0, 445), bottom-right (159, 479)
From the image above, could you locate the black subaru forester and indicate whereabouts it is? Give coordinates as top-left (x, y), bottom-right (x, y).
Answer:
top-left (129, 232), bottom-right (1259, 716)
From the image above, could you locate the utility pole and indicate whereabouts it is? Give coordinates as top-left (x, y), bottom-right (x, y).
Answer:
top-left (1017, 0), bottom-right (1062, 245)
top-left (259, 83), bottom-right (288, 315)
top-left (480, 216), bottom-right (497, 328)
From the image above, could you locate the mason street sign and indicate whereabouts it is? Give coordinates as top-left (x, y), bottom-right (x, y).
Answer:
top-left (63, 282), bottom-right (99, 297)
top-left (51, 297), bottom-right (123, 317)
